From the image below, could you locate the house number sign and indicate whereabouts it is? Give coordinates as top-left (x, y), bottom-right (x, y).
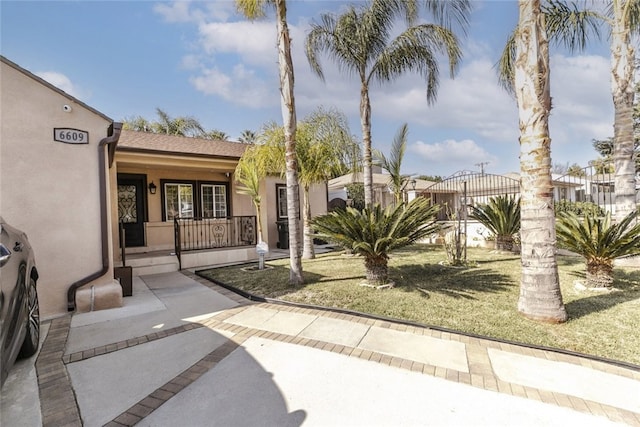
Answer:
top-left (54, 128), bottom-right (89, 144)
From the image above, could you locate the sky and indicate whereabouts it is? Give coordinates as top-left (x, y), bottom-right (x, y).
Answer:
top-left (1, 0), bottom-right (617, 177)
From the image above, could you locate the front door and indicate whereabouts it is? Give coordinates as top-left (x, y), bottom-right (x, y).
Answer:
top-left (117, 175), bottom-right (146, 247)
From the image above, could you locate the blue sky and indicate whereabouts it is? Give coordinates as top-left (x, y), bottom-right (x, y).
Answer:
top-left (1, 1), bottom-right (615, 177)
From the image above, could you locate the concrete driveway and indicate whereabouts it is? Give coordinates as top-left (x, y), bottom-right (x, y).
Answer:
top-left (1, 270), bottom-right (639, 426)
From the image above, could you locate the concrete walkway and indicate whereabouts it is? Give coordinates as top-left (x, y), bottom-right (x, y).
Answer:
top-left (2, 270), bottom-right (639, 426)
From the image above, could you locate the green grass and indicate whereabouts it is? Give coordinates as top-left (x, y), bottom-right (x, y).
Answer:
top-left (198, 244), bottom-right (640, 366)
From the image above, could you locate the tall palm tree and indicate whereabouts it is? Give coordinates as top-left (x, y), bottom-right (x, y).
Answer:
top-left (373, 123), bottom-right (410, 206)
top-left (236, 0), bottom-right (303, 285)
top-left (500, 1), bottom-right (638, 222)
top-left (556, 210), bottom-right (640, 288)
top-left (311, 197), bottom-right (441, 285)
top-left (305, 0), bottom-right (470, 207)
top-left (513, 0), bottom-right (567, 323)
top-left (607, 0), bottom-right (640, 221)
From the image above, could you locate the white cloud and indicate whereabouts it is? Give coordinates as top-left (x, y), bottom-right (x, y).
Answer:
top-left (549, 54), bottom-right (613, 149)
top-left (35, 71), bottom-right (84, 99)
top-left (153, 1), bottom-right (235, 24)
top-left (410, 139), bottom-right (498, 173)
top-left (197, 20), bottom-right (276, 65)
top-left (189, 64), bottom-right (274, 108)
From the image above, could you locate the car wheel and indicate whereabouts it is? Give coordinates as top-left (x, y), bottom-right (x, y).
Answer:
top-left (18, 275), bottom-right (40, 358)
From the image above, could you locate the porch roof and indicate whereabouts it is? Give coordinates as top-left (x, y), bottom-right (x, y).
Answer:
top-left (117, 130), bottom-right (248, 159)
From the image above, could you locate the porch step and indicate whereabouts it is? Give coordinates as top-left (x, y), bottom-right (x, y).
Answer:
top-left (119, 254), bottom-right (180, 276)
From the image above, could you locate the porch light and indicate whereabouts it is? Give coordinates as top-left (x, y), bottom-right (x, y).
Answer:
top-left (148, 182), bottom-right (157, 195)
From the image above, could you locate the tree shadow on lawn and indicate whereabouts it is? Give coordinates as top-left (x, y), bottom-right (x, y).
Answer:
top-left (564, 269), bottom-right (640, 320)
top-left (389, 263), bottom-right (516, 300)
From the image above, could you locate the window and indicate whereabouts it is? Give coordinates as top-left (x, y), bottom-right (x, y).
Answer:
top-left (164, 183), bottom-right (193, 220)
top-left (162, 180), bottom-right (229, 221)
top-left (276, 184), bottom-right (287, 219)
top-left (202, 184), bottom-right (227, 218)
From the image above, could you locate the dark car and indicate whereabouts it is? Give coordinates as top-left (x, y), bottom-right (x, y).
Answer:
top-left (0, 217), bottom-right (40, 387)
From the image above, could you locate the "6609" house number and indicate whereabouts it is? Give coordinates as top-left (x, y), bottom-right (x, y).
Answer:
top-left (54, 128), bottom-right (89, 144)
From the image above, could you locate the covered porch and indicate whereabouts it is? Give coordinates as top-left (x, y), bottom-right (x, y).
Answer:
top-left (112, 130), bottom-right (259, 273)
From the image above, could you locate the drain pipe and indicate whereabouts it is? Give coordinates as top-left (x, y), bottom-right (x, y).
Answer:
top-left (67, 122), bottom-right (122, 311)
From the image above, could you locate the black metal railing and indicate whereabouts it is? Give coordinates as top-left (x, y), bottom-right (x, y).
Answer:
top-left (173, 216), bottom-right (257, 269)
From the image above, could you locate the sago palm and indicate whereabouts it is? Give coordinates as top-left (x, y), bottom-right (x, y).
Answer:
top-left (556, 210), bottom-right (640, 288)
top-left (311, 197), bottom-right (440, 285)
top-left (305, 0), bottom-right (469, 207)
top-left (470, 195), bottom-right (521, 251)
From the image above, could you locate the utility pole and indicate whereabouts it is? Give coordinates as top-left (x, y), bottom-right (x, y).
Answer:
top-left (475, 162), bottom-right (489, 175)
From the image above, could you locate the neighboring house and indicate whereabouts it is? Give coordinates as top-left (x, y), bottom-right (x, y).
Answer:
top-left (328, 167), bottom-right (433, 209)
top-left (1, 56), bottom-right (328, 318)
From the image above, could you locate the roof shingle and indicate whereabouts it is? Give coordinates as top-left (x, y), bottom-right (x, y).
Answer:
top-left (117, 130), bottom-right (248, 159)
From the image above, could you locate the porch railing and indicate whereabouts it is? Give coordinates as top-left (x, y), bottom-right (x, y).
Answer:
top-left (173, 216), bottom-right (257, 269)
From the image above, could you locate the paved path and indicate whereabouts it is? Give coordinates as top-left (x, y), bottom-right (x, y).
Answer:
top-left (2, 270), bottom-right (639, 426)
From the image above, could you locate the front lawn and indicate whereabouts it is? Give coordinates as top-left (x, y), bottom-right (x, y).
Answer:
top-left (198, 245), bottom-right (640, 366)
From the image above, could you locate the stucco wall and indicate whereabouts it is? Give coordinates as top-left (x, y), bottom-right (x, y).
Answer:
top-left (261, 176), bottom-right (328, 250)
top-left (1, 60), bottom-right (115, 318)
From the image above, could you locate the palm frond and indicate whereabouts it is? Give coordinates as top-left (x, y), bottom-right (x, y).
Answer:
top-left (556, 210), bottom-right (640, 261)
top-left (542, 0), bottom-right (602, 51)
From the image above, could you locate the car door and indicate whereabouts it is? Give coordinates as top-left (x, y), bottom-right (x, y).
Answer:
top-left (0, 221), bottom-right (28, 380)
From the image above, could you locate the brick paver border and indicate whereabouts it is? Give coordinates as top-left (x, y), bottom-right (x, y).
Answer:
top-left (35, 271), bottom-right (640, 426)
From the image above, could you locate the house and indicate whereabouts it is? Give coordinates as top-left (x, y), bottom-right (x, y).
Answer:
top-left (113, 130), bottom-right (328, 271)
top-left (1, 56), bottom-right (123, 318)
top-left (328, 167), bottom-right (434, 209)
top-left (1, 56), bottom-right (328, 318)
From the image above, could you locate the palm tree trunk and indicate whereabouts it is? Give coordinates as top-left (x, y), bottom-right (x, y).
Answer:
top-left (514, 0), bottom-right (567, 323)
top-left (586, 260), bottom-right (614, 288)
top-left (364, 255), bottom-right (388, 285)
top-left (254, 201), bottom-right (264, 243)
top-left (302, 185), bottom-right (315, 259)
top-left (275, 0), bottom-right (303, 285)
top-left (360, 82), bottom-right (374, 207)
top-left (610, 1), bottom-right (636, 223)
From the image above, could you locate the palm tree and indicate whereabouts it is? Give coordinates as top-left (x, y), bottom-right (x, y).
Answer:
top-left (236, 0), bottom-right (303, 285)
top-left (556, 210), bottom-right (640, 288)
top-left (607, 0), bottom-right (640, 222)
top-left (312, 197), bottom-right (440, 285)
top-left (513, 0), bottom-right (567, 323)
top-left (373, 123), bottom-right (410, 206)
top-left (235, 145), bottom-right (267, 243)
top-left (122, 115), bottom-right (152, 132)
top-left (239, 130), bottom-right (257, 144)
top-left (305, 0), bottom-right (470, 207)
top-left (500, 1), bottom-right (638, 222)
top-left (205, 129), bottom-right (230, 140)
top-left (470, 195), bottom-right (521, 251)
top-left (152, 108), bottom-right (205, 137)
top-left (260, 108), bottom-right (357, 259)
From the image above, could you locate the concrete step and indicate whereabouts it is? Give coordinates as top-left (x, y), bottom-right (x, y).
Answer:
top-left (118, 255), bottom-right (180, 276)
